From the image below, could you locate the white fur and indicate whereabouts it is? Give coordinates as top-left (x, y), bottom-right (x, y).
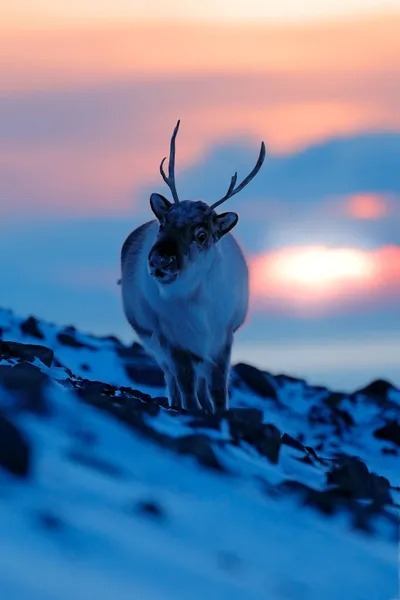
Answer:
top-left (121, 218), bottom-right (249, 410)
top-left (122, 221), bottom-right (247, 351)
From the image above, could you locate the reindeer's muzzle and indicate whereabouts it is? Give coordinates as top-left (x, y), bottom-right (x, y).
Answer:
top-left (148, 240), bottom-right (180, 284)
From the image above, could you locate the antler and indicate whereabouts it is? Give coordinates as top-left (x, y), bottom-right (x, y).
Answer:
top-left (159, 120), bottom-right (181, 204)
top-left (208, 141), bottom-right (266, 211)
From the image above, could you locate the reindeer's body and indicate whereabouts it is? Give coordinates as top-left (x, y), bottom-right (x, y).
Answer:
top-left (120, 121), bottom-right (265, 412)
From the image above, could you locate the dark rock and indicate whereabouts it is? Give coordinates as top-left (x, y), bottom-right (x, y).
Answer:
top-left (280, 480), bottom-right (333, 514)
top-left (357, 379), bottom-right (394, 399)
top-left (118, 386), bottom-right (152, 402)
top-left (304, 446), bottom-right (321, 461)
top-left (297, 455), bottom-right (314, 465)
top-left (189, 413), bottom-right (225, 430)
top-left (77, 380), bottom-right (117, 401)
top-left (374, 421), bottom-right (400, 447)
top-left (57, 332), bottom-right (96, 350)
top-left (175, 434), bottom-right (225, 471)
top-left (334, 408), bottom-right (355, 428)
top-left (281, 433), bottom-right (304, 451)
top-left (116, 342), bottom-right (147, 359)
top-left (0, 363), bottom-right (49, 413)
top-left (310, 385), bottom-right (330, 395)
top-left (254, 424), bottom-right (281, 463)
top-left (81, 382), bottom-right (159, 415)
top-left (152, 396), bottom-right (170, 409)
top-left (0, 415), bottom-right (31, 477)
top-left (0, 340), bottom-right (54, 368)
top-left (381, 447), bottom-right (397, 455)
top-left (233, 363), bottom-right (279, 401)
top-left (324, 392), bottom-right (346, 408)
top-left (274, 373), bottom-right (306, 386)
top-left (136, 500), bottom-right (166, 521)
top-left (280, 479), bottom-right (390, 532)
top-left (118, 395), bottom-right (147, 412)
top-left (99, 334), bottom-right (124, 347)
top-left (280, 480), bottom-right (349, 517)
top-left (227, 408), bottom-right (264, 441)
top-left (305, 487), bottom-right (353, 516)
top-left (137, 400), bottom-right (160, 416)
top-left (227, 409), bottom-right (281, 464)
top-left (20, 316), bottom-right (45, 340)
top-left (75, 380), bottom-right (164, 435)
top-left (327, 456), bottom-right (369, 496)
top-left (308, 405), bottom-right (329, 425)
top-left (368, 474), bottom-right (392, 505)
top-left (228, 407), bottom-right (264, 426)
top-left (327, 456), bottom-right (391, 504)
top-left (124, 363), bottom-right (165, 387)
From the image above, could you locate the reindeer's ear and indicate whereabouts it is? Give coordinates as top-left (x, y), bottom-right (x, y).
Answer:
top-left (150, 193), bottom-right (172, 220)
top-left (215, 212), bottom-right (238, 237)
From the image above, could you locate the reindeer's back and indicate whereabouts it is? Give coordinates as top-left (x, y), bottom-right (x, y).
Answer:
top-left (120, 220), bottom-right (159, 337)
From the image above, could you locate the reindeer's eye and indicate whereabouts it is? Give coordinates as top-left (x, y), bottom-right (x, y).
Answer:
top-left (195, 230), bottom-right (207, 244)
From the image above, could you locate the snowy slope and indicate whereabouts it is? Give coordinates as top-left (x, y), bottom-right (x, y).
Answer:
top-left (0, 307), bottom-right (399, 600)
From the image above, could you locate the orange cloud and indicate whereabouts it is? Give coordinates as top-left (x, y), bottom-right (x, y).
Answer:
top-left (249, 245), bottom-right (400, 316)
top-left (2, 15), bottom-right (399, 92)
top-left (342, 193), bottom-right (390, 220)
top-left (1, 19), bottom-right (399, 158)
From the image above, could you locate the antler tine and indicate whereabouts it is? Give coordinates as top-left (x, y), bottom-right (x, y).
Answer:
top-left (209, 141), bottom-right (266, 211)
top-left (159, 120), bottom-right (181, 204)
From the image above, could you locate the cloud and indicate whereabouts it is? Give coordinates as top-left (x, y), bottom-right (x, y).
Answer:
top-left (1, 16), bottom-right (399, 220)
top-left (2, 15), bottom-right (400, 91)
top-left (168, 131), bottom-right (400, 203)
top-left (337, 193), bottom-right (391, 220)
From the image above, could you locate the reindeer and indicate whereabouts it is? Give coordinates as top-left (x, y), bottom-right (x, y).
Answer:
top-left (120, 121), bottom-right (265, 412)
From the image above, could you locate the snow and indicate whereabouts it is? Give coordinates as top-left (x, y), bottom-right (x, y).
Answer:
top-left (0, 307), bottom-right (399, 600)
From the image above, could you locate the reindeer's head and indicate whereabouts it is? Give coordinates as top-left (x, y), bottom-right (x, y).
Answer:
top-left (148, 121), bottom-right (265, 285)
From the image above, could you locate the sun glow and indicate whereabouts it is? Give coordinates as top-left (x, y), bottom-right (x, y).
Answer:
top-left (269, 247), bottom-right (373, 288)
top-left (249, 246), bottom-right (386, 314)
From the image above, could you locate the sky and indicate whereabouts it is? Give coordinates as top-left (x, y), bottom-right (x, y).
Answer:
top-left (3, 0), bottom-right (400, 26)
top-left (1, 2), bottom-right (400, 391)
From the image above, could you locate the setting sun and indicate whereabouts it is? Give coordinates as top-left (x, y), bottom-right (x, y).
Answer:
top-left (248, 245), bottom-right (395, 315)
top-left (269, 247), bottom-right (373, 288)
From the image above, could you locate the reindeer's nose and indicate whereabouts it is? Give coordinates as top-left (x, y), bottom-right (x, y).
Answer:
top-left (149, 253), bottom-right (176, 270)
top-left (148, 248), bottom-right (178, 282)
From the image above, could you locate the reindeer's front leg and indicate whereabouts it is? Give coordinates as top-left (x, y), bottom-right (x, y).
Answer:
top-left (170, 347), bottom-right (202, 411)
top-left (163, 369), bottom-right (181, 410)
top-left (210, 339), bottom-right (232, 412)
